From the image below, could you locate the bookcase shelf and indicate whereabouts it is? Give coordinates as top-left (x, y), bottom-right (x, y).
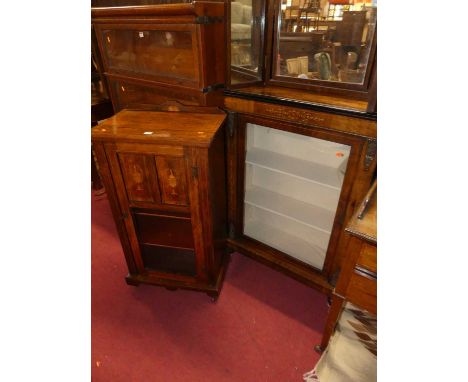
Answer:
top-left (245, 186), bottom-right (335, 233)
top-left (244, 212), bottom-right (327, 270)
top-left (246, 147), bottom-right (344, 190)
top-left (243, 122), bottom-right (351, 271)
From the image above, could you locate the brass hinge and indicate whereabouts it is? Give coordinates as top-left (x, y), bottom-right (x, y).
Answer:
top-left (364, 138), bottom-right (377, 171)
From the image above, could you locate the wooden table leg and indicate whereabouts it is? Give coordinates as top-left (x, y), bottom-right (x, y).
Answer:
top-left (315, 294), bottom-right (345, 353)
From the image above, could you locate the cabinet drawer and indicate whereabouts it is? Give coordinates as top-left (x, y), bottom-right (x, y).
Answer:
top-left (134, 212), bottom-right (194, 249)
top-left (346, 270), bottom-right (377, 315)
top-left (97, 25), bottom-right (200, 88)
top-left (356, 242), bottom-right (377, 274)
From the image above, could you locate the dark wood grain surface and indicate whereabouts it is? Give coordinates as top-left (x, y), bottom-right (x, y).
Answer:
top-left (91, 109), bottom-right (228, 298)
top-left (92, 2), bottom-right (226, 107)
top-left (92, 110), bottom-right (226, 147)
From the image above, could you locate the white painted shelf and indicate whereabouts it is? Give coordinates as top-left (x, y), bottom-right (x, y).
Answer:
top-left (244, 186), bottom-right (335, 234)
top-left (244, 218), bottom-right (327, 270)
top-left (246, 148), bottom-right (344, 190)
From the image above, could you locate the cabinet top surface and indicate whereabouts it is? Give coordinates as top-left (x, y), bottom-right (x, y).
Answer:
top-left (92, 109), bottom-right (226, 147)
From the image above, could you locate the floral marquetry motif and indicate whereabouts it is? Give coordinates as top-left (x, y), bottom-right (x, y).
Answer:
top-left (155, 156), bottom-right (189, 206)
top-left (168, 169), bottom-right (178, 196)
top-left (118, 153), bottom-right (161, 203)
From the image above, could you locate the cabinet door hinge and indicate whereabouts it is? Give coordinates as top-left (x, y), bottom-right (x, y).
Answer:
top-left (364, 138), bottom-right (377, 171)
top-left (227, 111), bottom-right (236, 138)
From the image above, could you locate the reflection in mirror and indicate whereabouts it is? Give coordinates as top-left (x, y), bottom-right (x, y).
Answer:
top-left (230, 0), bottom-right (264, 85)
top-left (276, 0), bottom-right (376, 85)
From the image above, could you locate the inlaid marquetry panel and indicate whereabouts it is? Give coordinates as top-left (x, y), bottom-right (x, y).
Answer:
top-left (118, 153), bottom-right (161, 203)
top-left (155, 156), bottom-right (189, 206)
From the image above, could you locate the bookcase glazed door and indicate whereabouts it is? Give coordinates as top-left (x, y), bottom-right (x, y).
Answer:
top-left (96, 24), bottom-right (201, 89)
top-left (236, 115), bottom-right (363, 278)
top-left (228, 0), bottom-right (266, 86)
top-left (270, 0), bottom-right (377, 94)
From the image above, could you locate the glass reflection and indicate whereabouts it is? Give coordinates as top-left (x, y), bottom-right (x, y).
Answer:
top-left (230, 0), bottom-right (263, 84)
top-left (277, 0), bottom-right (377, 84)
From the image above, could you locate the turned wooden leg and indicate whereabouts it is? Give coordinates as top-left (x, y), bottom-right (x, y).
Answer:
top-left (316, 294), bottom-right (345, 353)
top-left (91, 146), bottom-right (103, 190)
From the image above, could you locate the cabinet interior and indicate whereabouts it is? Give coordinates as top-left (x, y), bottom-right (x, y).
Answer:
top-left (243, 123), bottom-right (350, 270)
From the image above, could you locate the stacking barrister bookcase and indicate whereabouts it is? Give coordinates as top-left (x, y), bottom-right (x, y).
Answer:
top-left (92, 109), bottom-right (228, 299)
top-left (92, 2), bottom-right (226, 110)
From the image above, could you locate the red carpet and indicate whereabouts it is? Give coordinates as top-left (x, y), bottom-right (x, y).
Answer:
top-left (92, 191), bottom-right (328, 381)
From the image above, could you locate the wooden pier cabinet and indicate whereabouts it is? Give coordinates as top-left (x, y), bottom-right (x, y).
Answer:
top-left (92, 109), bottom-right (229, 299)
top-left (224, 94), bottom-right (376, 294)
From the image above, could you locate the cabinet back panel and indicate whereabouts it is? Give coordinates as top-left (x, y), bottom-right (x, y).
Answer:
top-left (140, 244), bottom-right (196, 277)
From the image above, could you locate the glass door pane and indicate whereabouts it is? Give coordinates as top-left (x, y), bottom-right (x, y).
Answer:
top-left (100, 28), bottom-right (198, 84)
top-left (275, 0), bottom-right (377, 85)
top-left (243, 123), bottom-right (351, 270)
top-left (230, 0), bottom-right (264, 85)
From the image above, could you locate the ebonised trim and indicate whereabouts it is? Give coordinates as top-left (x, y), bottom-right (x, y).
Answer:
top-left (224, 89), bottom-right (377, 121)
